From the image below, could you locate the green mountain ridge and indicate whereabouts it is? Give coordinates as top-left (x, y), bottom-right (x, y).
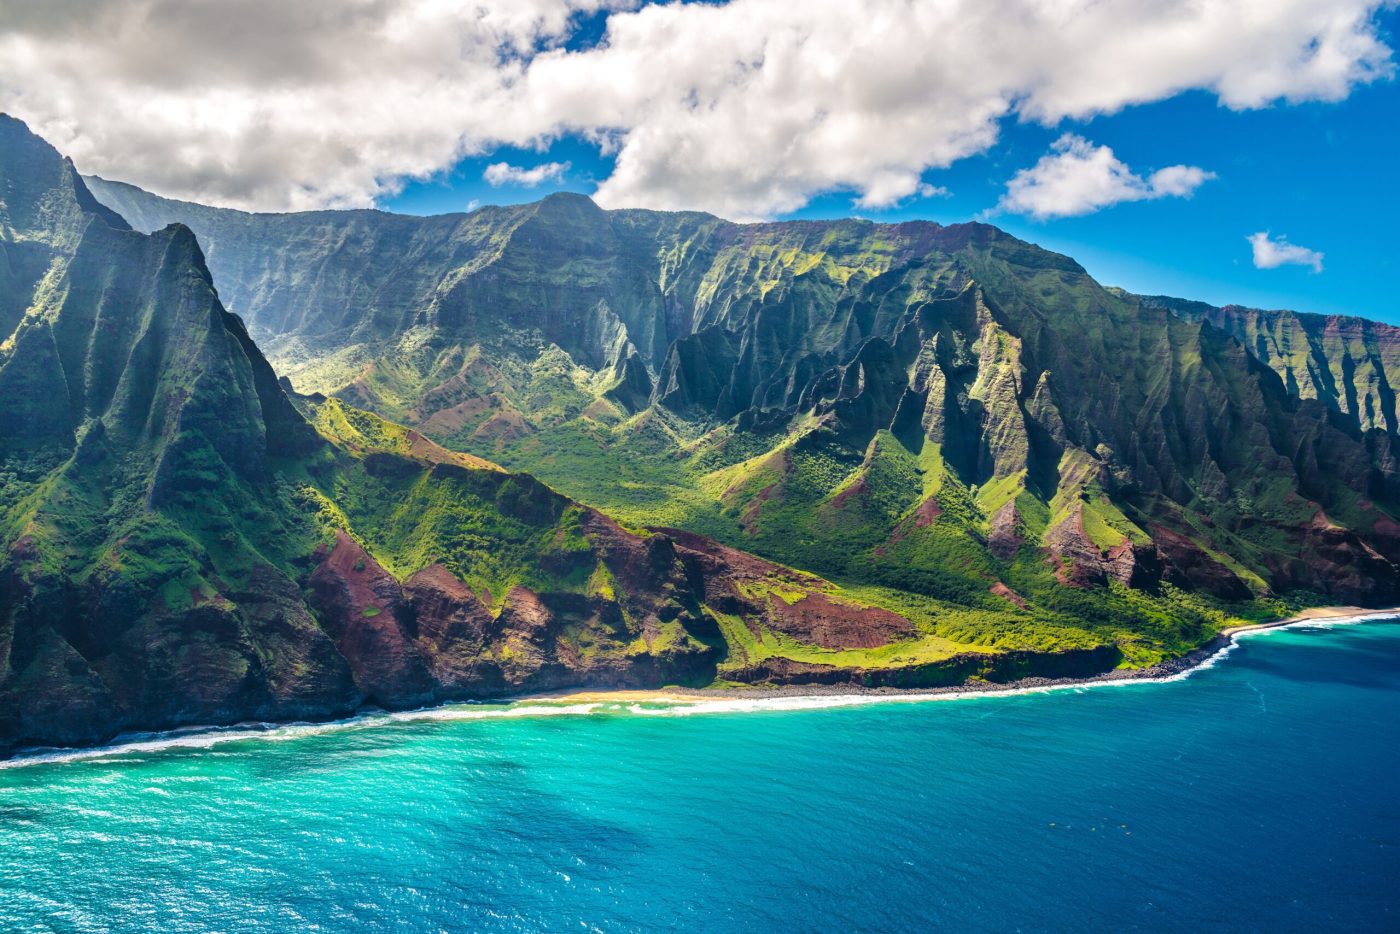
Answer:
top-left (12, 117), bottom-right (1073, 755)
top-left (0, 115), bottom-right (1394, 754)
top-left (1134, 292), bottom-right (1400, 434)
top-left (82, 172), bottom-right (1400, 622)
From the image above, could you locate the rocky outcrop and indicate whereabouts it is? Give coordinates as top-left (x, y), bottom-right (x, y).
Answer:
top-left (1, 560), bottom-right (363, 756)
top-left (307, 533), bottom-right (435, 706)
top-left (1150, 528), bottom-right (1251, 600)
top-left (296, 513), bottom-right (736, 707)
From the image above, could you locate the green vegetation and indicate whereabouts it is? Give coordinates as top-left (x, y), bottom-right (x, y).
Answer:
top-left (707, 606), bottom-right (984, 676)
top-left (87, 174), bottom-right (1392, 676)
top-left (6, 112), bottom-right (1397, 757)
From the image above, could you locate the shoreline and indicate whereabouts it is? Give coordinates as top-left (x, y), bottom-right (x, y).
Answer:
top-left (518, 604), bottom-right (1400, 707)
top-left (5, 604), bottom-right (1398, 767)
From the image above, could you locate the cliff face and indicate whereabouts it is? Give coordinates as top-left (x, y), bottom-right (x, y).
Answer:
top-left (2, 116), bottom-right (351, 751)
top-left (11, 119), bottom-right (1052, 757)
top-left (4, 118), bottom-right (1396, 755)
top-left (1139, 293), bottom-right (1400, 435)
top-left (84, 172), bottom-right (1400, 627)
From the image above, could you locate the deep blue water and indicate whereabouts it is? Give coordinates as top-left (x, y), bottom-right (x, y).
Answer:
top-left (2, 620), bottom-right (1399, 932)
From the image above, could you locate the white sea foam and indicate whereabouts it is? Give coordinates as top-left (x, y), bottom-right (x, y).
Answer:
top-left (1229, 612), bottom-right (1398, 640)
top-left (3, 612), bottom-right (1393, 769)
top-left (0, 717), bottom-right (383, 770)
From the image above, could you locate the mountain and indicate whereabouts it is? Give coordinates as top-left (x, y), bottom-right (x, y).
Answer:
top-left (1136, 293), bottom-right (1400, 435)
top-left (2, 120), bottom-right (1394, 753)
top-left (8, 117), bottom-right (1077, 756)
top-left (83, 176), bottom-right (1400, 630)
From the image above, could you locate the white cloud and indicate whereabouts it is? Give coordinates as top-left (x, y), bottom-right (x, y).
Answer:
top-left (0, 0), bottom-right (1390, 216)
top-left (0, 0), bottom-right (624, 211)
top-left (996, 134), bottom-right (1215, 219)
top-left (483, 160), bottom-right (570, 187)
top-left (1146, 164), bottom-right (1216, 198)
top-left (1248, 231), bottom-right (1324, 272)
top-left (853, 179), bottom-right (949, 210)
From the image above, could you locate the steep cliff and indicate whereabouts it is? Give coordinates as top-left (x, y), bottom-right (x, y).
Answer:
top-left (84, 172), bottom-right (1400, 637)
top-left (1138, 293), bottom-right (1400, 435)
top-left (12, 118), bottom-right (1091, 756)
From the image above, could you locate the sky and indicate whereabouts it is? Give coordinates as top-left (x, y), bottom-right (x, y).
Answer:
top-left (1, 1), bottom-right (1396, 321)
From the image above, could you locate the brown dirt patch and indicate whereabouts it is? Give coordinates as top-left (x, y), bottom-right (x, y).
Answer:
top-left (915, 496), bottom-right (942, 527)
top-left (765, 592), bottom-right (915, 649)
top-left (989, 582), bottom-right (1029, 610)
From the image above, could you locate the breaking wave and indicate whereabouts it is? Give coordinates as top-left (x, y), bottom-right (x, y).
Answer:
top-left (4, 611), bottom-right (1394, 769)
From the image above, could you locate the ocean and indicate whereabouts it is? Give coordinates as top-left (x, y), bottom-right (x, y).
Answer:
top-left (2, 619), bottom-right (1398, 932)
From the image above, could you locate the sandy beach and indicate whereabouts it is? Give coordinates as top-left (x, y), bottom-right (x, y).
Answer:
top-left (1219, 604), bottom-right (1400, 636)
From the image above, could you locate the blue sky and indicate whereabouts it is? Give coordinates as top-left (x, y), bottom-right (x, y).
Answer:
top-left (383, 6), bottom-right (1400, 323)
top-left (7, 1), bottom-right (1395, 323)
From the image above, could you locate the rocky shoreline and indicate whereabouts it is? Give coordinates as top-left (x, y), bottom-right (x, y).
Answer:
top-left (6, 606), bottom-right (1398, 763)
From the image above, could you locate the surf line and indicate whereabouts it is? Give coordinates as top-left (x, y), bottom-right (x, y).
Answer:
top-left (4, 607), bottom-right (1397, 769)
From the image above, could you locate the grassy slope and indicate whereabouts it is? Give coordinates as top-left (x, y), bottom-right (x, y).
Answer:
top-left (315, 253), bottom-right (1309, 668)
top-left (293, 400), bottom-right (1004, 673)
top-left (472, 411), bottom-right (1291, 667)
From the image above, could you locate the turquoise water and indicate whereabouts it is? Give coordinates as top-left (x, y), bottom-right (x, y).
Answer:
top-left (3, 621), bottom-right (1399, 933)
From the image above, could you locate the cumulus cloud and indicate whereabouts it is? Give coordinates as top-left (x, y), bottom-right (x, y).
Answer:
top-left (854, 181), bottom-right (949, 210)
top-left (0, 0), bottom-right (1391, 216)
top-left (483, 160), bottom-right (570, 187)
top-left (996, 134), bottom-right (1215, 219)
top-left (0, 0), bottom-right (623, 210)
top-left (1248, 232), bottom-right (1324, 272)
